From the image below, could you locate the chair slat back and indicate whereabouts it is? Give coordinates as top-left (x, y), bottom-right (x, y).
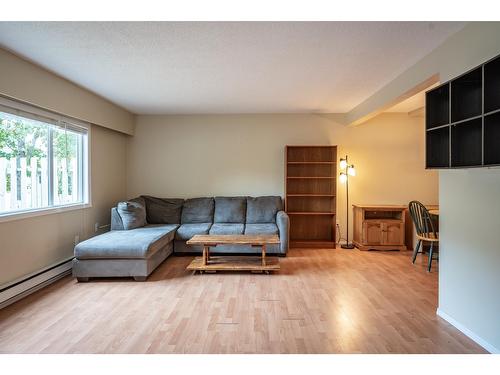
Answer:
top-left (408, 201), bottom-right (437, 239)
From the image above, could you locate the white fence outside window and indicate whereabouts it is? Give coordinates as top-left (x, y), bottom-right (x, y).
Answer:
top-left (0, 156), bottom-right (80, 212)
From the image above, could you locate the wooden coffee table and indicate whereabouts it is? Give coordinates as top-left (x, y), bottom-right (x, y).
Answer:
top-left (186, 234), bottom-right (280, 273)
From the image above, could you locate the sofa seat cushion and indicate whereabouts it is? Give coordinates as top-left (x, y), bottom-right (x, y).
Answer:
top-left (214, 197), bottom-right (246, 223)
top-left (246, 196), bottom-right (283, 223)
top-left (75, 224), bottom-right (178, 260)
top-left (209, 223), bottom-right (244, 235)
top-left (181, 198), bottom-right (214, 223)
top-left (175, 223), bottom-right (212, 241)
top-left (244, 223), bottom-right (279, 235)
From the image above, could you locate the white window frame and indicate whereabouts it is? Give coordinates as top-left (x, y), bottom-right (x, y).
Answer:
top-left (0, 96), bottom-right (91, 223)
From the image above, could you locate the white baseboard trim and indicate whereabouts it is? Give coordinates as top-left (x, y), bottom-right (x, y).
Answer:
top-left (0, 259), bottom-right (73, 310)
top-left (436, 307), bottom-right (499, 354)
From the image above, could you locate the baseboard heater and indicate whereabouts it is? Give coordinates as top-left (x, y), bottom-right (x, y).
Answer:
top-left (0, 258), bottom-right (73, 310)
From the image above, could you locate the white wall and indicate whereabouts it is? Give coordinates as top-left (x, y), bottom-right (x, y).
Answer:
top-left (128, 113), bottom-right (438, 241)
top-left (438, 170), bottom-right (500, 353)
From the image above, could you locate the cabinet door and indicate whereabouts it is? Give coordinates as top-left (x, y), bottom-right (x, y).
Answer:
top-left (383, 222), bottom-right (404, 245)
top-left (363, 222), bottom-right (383, 245)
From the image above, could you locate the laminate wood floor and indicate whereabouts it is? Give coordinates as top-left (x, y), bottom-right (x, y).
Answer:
top-left (0, 249), bottom-right (486, 354)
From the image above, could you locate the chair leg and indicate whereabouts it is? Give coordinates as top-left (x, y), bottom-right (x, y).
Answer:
top-left (427, 242), bottom-right (434, 272)
top-left (412, 240), bottom-right (422, 264)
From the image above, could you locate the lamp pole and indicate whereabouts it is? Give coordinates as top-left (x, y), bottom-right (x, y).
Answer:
top-left (341, 155), bottom-right (355, 249)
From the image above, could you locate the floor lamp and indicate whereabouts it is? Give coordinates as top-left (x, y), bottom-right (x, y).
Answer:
top-left (339, 155), bottom-right (356, 249)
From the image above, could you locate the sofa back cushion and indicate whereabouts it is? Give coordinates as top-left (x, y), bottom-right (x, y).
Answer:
top-left (181, 197), bottom-right (214, 223)
top-left (117, 198), bottom-right (147, 230)
top-left (246, 196), bottom-right (283, 223)
top-left (141, 196), bottom-right (184, 224)
top-left (214, 197), bottom-right (247, 223)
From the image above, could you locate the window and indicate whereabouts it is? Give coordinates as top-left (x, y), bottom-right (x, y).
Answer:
top-left (0, 99), bottom-right (89, 217)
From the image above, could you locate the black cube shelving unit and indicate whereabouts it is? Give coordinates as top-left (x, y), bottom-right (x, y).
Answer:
top-left (425, 53), bottom-right (500, 169)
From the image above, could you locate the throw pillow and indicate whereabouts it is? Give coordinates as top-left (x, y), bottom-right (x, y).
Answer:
top-left (117, 200), bottom-right (147, 230)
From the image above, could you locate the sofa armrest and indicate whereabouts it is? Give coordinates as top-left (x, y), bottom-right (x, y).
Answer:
top-left (276, 210), bottom-right (289, 254)
top-left (111, 207), bottom-right (124, 231)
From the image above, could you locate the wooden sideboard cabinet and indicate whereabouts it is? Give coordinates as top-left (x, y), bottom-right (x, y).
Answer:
top-left (353, 205), bottom-right (407, 251)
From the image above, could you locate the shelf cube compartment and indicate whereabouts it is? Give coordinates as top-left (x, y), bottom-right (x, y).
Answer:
top-left (426, 126), bottom-right (450, 168)
top-left (484, 112), bottom-right (500, 165)
top-left (451, 118), bottom-right (482, 167)
top-left (451, 67), bottom-right (482, 123)
top-left (484, 55), bottom-right (500, 114)
top-left (426, 83), bottom-right (450, 129)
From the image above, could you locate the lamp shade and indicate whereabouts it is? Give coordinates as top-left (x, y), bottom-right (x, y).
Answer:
top-left (339, 158), bottom-right (347, 170)
top-left (339, 173), bottom-right (347, 184)
top-left (348, 165), bottom-right (356, 176)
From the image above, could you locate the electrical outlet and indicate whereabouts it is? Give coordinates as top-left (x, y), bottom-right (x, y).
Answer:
top-left (94, 222), bottom-right (100, 233)
top-left (74, 234), bottom-right (80, 246)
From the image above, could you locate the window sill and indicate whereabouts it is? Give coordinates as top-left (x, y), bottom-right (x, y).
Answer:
top-left (0, 203), bottom-right (92, 224)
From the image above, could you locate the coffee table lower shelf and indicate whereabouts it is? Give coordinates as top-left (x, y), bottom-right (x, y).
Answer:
top-left (187, 256), bottom-right (280, 273)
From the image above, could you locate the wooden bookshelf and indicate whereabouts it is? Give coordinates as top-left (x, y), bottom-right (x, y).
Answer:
top-left (285, 145), bottom-right (337, 248)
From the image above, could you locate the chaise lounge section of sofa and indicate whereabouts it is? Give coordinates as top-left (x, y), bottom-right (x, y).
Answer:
top-left (72, 196), bottom-right (289, 281)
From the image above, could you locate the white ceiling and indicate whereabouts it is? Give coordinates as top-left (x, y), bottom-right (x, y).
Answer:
top-left (0, 22), bottom-right (466, 115)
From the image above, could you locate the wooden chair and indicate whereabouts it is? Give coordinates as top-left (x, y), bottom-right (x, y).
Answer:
top-left (408, 201), bottom-right (439, 272)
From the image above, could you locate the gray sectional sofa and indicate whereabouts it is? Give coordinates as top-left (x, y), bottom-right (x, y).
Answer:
top-left (73, 196), bottom-right (289, 281)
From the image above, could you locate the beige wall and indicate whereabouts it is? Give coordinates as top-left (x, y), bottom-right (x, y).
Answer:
top-left (128, 113), bottom-right (438, 240)
top-left (0, 125), bottom-right (128, 286)
top-left (0, 47), bottom-right (134, 135)
top-left (0, 47), bottom-right (132, 286)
